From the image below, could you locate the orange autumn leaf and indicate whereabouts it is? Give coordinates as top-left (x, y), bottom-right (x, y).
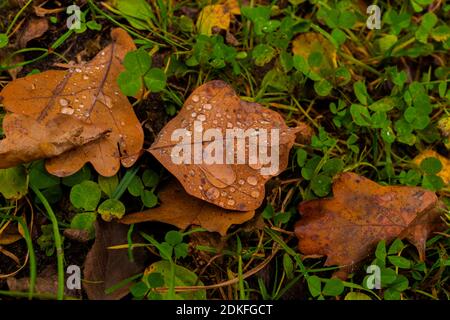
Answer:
top-left (295, 172), bottom-right (445, 273)
top-left (120, 180), bottom-right (255, 236)
top-left (148, 80), bottom-right (309, 211)
top-left (0, 28), bottom-right (144, 177)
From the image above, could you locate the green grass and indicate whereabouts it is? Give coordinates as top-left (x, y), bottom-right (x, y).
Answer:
top-left (0, 0), bottom-right (449, 300)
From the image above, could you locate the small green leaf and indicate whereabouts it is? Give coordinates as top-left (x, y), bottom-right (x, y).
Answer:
top-left (174, 243), bottom-right (189, 259)
top-left (388, 256), bottom-right (411, 269)
top-left (141, 190), bottom-right (158, 208)
top-left (0, 166), bottom-right (28, 200)
top-left (70, 181), bottom-right (101, 211)
top-left (311, 174), bottom-right (332, 197)
top-left (375, 240), bottom-right (387, 262)
top-left (323, 278), bottom-right (344, 296)
top-left (128, 176), bottom-right (144, 197)
top-left (98, 175), bottom-right (119, 198)
top-left (29, 161), bottom-right (60, 190)
top-left (165, 230), bottom-right (183, 246)
top-left (252, 44), bottom-right (276, 67)
top-left (144, 68), bottom-right (167, 92)
top-left (420, 157), bottom-right (442, 175)
top-left (98, 199), bottom-right (126, 221)
top-left (86, 20), bottom-right (102, 31)
top-left (344, 292), bottom-right (371, 300)
top-left (283, 253), bottom-right (294, 279)
top-left (314, 79), bottom-right (332, 96)
top-left (117, 70), bottom-right (142, 96)
top-left (146, 260), bottom-right (206, 299)
top-left (350, 104), bottom-right (372, 126)
top-left (307, 276), bottom-right (322, 297)
top-left (142, 169), bottom-right (159, 188)
top-left (70, 212), bottom-right (97, 239)
top-left (353, 81), bottom-right (369, 105)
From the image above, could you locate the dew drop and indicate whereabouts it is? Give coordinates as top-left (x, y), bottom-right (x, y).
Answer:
top-left (203, 103), bottom-right (212, 110)
top-left (227, 199), bottom-right (235, 206)
top-left (189, 170), bottom-right (195, 177)
top-left (197, 114), bottom-right (206, 122)
top-left (205, 187), bottom-right (220, 200)
top-left (192, 95), bottom-right (200, 102)
top-left (199, 164), bottom-right (236, 189)
top-left (59, 98), bottom-right (69, 107)
top-left (247, 176), bottom-right (258, 186)
top-left (83, 75), bottom-right (89, 80)
top-left (251, 191), bottom-right (260, 198)
top-left (191, 112), bottom-right (197, 118)
top-left (238, 179), bottom-right (245, 185)
top-left (61, 107), bottom-right (74, 115)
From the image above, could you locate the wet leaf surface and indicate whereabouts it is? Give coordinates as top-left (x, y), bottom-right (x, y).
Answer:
top-left (149, 80), bottom-right (307, 211)
top-left (0, 28), bottom-right (144, 177)
top-left (295, 172), bottom-right (445, 275)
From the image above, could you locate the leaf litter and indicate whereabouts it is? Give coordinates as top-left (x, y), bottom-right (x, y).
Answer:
top-left (0, 28), bottom-right (144, 177)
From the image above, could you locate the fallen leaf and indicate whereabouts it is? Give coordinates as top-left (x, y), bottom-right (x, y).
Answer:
top-left (149, 80), bottom-right (304, 211)
top-left (295, 172), bottom-right (445, 275)
top-left (17, 17), bottom-right (49, 48)
top-left (83, 220), bottom-right (148, 300)
top-left (196, 0), bottom-right (241, 35)
top-left (413, 150), bottom-right (450, 184)
top-left (292, 32), bottom-right (337, 77)
top-left (120, 180), bottom-right (255, 236)
top-left (0, 28), bottom-right (144, 177)
top-left (7, 266), bottom-right (79, 298)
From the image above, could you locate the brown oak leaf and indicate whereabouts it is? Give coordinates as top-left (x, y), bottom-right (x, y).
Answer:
top-left (149, 80), bottom-right (308, 211)
top-left (295, 172), bottom-right (445, 274)
top-left (0, 28), bottom-right (144, 177)
top-left (120, 180), bottom-right (255, 236)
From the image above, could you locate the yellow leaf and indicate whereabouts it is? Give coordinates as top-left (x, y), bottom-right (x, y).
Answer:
top-left (292, 32), bottom-right (337, 77)
top-left (196, 0), bottom-right (240, 35)
top-left (413, 150), bottom-right (450, 185)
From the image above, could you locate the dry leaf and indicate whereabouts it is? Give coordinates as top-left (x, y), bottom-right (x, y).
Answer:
top-left (0, 28), bottom-right (144, 177)
top-left (197, 0), bottom-right (241, 35)
top-left (120, 180), bottom-right (255, 236)
top-left (295, 172), bottom-right (445, 274)
top-left (149, 80), bottom-right (304, 211)
top-left (17, 17), bottom-right (49, 48)
top-left (83, 220), bottom-right (148, 300)
top-left (292, 32), bottom-right (337, 77)
top-left (7, 266), bottom-right (79, 298)
top-left (413, 149), bottom-right (450, 185)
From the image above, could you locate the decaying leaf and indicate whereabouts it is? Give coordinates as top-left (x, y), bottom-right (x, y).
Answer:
top-left (17, 17), bottom-right (49, 48)
top-left (149, 80), bottom-right (305, 211)
top-left (292, 32), bottom-right (337, 77)
top-left (413, 149), bottom-right (450, 185)
top-left (7, 266), bottom-right (79, 298)
top-left (295, 172), bottom-right (445, 275)
top-left (83, 220), bottom-right (148, 300)
top-left (120, 180), bottom-right (255, 236)
top-left (0, 28), bottom-right (144, 177)
top-left (197, 0), bottom-right (241, 35)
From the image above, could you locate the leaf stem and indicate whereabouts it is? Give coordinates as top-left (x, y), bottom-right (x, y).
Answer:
top-left (30, 185), bottom-right (64, 301)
